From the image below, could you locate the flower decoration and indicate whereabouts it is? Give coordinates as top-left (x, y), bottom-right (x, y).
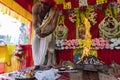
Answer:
top-left (88, 11), bottom-right (97, 25)
top-left (13, 45), bottom-right (24, 61)
top-left (54, 15), bottom-right (68, 40)
top-left (110, 38), bottom-right (120, 49)
top-left (91, 38), bottom-right (110, 50)
top-left (68, 9), bottom-right (76, 23)
top-left (99, 11), bottom-right (120, 39)
top-left (55, 38), bottom-right (120, 50)
top-left (55, 39), bottom-right (80, 50)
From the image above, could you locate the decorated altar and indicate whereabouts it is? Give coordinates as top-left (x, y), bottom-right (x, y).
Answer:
top-left (54, 0), bottom-right (120, 66)
top-left (0, 1), bottom-right (120, 79)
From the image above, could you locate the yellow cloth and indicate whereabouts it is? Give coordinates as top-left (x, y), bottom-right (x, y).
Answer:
top-left (0, 44), bottom-right (20, 73)
top-left (0, 45), bottom-right (9, 63)
top-left (55, 0), bottom-right (65, 4)
top-left (63, 2), bottom-right (71, 9)
top-left (5, 44), bottom-right (20, 72)
top-left (5, 56), bottom-right (20, 73)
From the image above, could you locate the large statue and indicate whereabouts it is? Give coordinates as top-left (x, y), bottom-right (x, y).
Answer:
top-left (32, 0), bottom-right (59, 70)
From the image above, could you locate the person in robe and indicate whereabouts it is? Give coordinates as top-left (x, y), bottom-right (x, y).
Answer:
top-left (32, 0), bottom-right (59, 70)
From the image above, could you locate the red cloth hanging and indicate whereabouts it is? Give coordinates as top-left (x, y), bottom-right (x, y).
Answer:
top-left (21, 45), bottom-right (34, 68)
top-left (98, 49), bottom-right (120, 65)
top-left (56, 50), bottom-right (74, 65)
top-left (91, 9), bottom-right (105, 39)
top-left (87, 0), bottom-right (96, 5)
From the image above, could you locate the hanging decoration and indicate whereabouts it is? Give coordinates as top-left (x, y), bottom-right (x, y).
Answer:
top-left (54, 15), bottom-right (68, 40)
top-left (68, 9), bottom-right (77, 23)
top-left (63, 1), bottom-right (72, 9)
top-left (76, 9), bottom-right (86, 39)
top-left (99, 10), bottom-right (120, 39)
top-left (13, 45), bottom-right (25, 62)
top-left (76, 8), bottom-right (81, 39)
top-left (55, 0), bottom-right (65, 4)
top-left (80, 16), bottom-right (92, 59)
top-left (13, 45), bottom-right (26, 69)
top-left (94, 4), bottom-right (103, 10)
top-left (96, 0), bottom-right (107, 5)
top-left (77, 23), bottom-right (86, 39)
top-left (86, 6), bottom-right (97, 25)
top-left (0, 45), bottom-right (9, 63)
top-left (117, 4), bottom-right (120, 22)
top-left (108, 2), bottom-right (118, 19)
top-left (0, 1), bottom-right (31, 24)
top-left (79, 0), bottom-right (88, 7)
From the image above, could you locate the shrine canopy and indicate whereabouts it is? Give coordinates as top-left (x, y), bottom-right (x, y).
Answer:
top-left (0, 0), bottom-right (33, 24)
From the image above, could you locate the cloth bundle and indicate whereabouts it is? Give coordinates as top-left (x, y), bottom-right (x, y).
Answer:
top-left (35, 68), bottom-right (60, 80)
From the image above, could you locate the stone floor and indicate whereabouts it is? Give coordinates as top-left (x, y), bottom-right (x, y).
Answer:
top-left (0, 68), bottom-right (118, 80)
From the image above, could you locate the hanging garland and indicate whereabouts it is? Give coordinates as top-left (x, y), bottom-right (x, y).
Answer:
top-left (53, 15), bottom-right (68, 40)
top-left (108, 2), bottom-right (118, 19)
top-left (76, 9), bottom-right (86, 39)
top-left (63, 1), bottom-right (72, 9)
top-left (85, 6), bottom-right (97, 25)
top-left (68, 9), bottom-right (77, 23)
top-left (117, 4), bottom-right (120, 22)
top-left (99, 10), bottom-right (120, 39)
top-left (13, 45), bottom-right (25, 61)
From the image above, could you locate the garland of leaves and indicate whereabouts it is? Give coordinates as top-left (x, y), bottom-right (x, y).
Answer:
top-left (99, 10), bottom-right (120, 39)
top-left (53, 15), bottom-right (68, 40)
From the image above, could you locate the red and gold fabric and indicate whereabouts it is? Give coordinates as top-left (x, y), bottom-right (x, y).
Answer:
top-left (0, 0), bottom-right (32, 24)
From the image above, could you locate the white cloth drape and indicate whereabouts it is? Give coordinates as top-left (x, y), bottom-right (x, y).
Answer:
top-left (32, 32), bottom-right (52, 65)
